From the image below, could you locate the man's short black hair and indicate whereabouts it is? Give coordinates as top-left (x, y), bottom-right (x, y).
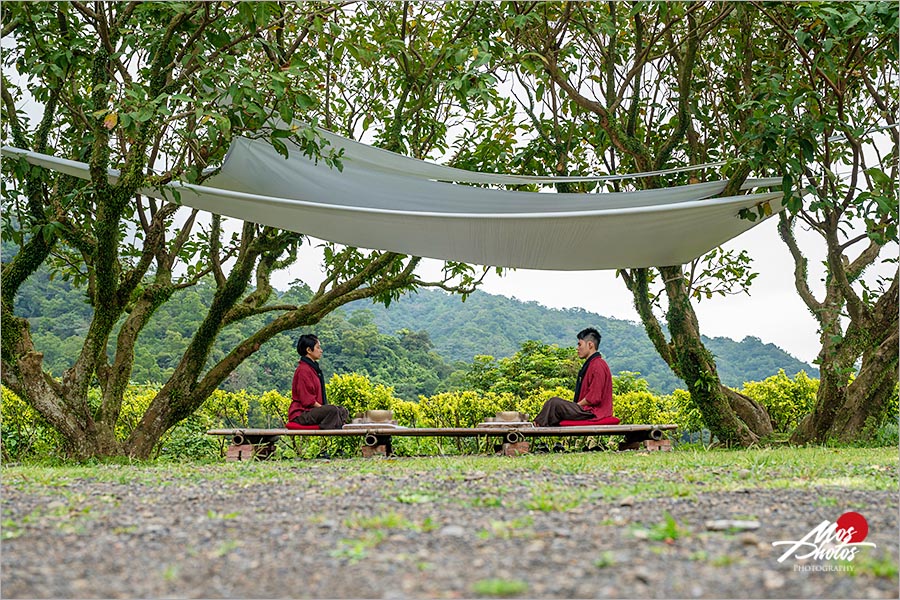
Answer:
top-left (297, 333), bottom-right (319, 357)
top-left (577, 327), bottom-right (601, 349)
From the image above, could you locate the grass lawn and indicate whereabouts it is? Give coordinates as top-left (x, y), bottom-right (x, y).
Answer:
top-left (2, 445), bottom-right (896, 495)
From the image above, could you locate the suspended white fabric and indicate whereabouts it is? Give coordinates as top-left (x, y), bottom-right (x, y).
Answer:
top-left (303, 126), bottom-right (730, 184)
top-left (214, 137), bottom-right (781, 212)
top-left (1, 143), bottom-right (784, 270)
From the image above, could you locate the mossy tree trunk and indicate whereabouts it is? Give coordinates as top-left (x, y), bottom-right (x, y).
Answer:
top-left (660, 266), bottom-right (773, 445)
top-left (750, 4), bottom-right (899, 444)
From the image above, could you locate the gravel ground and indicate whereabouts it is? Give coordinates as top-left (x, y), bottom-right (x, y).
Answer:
top-left (2, 454), bottom-right (898, 599)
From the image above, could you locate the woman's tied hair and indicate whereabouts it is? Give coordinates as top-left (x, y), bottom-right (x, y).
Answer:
top-left (296, 333), bottom-right (319, 357)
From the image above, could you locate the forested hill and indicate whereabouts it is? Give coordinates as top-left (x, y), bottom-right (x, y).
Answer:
top-left (345, 288), bottom-right (817, 393)
top-left (6, 242), bottom-right (815, 396)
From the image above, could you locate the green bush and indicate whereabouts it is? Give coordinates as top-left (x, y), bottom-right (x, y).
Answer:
top-left (157, 413), bottom-right (220, 461)
top-left (326, 372), bottom-right (397, 419)
top-left (116, 385), bottom-right (159, 440)
top-left (417, 390), bottom-right (516, 428)
top-left (665, 389), bottom-right (706, 435)
top-left (254, 390), bottom-right (292, 428)
top-left (389, 398), bottom-right (422, 427)
top-left (873, 421), bottom-right (899, 447)
top-left (464, 340), bottom-right (580, 398)
top-left (518, 386), bottom-right (571, 422)
top-left (613, 371), bottom-right (651, 395)
top-left (1, 387), bottom-right (65, 462)
top-left (614, 390), bottom-right (679, 426)
top-left (739, 370), bottom-right (817, 433)
top-left (201, 389), bottom-right (252, 428)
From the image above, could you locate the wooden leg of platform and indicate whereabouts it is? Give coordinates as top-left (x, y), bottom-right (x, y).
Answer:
top-left (643, 439), bottom-right (672, 451)
top-left (226, 442), bottom-right (275, 461)
top-left (226, 444), bottom-right (255, 461)
top-left (361, 435), bottom-right (393, 458)
top-left (499, 440), bottom-right (530, 456)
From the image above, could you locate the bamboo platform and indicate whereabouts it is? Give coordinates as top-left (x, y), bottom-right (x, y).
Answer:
top-left (207, 423), bottom-right (677, 460)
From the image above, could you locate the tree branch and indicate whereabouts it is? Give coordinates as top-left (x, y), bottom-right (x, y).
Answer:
top-left (209, 214), bottom-right (226, 287)
top-left (100, 282), bottom-right (174, 428)
top-left (655, 9), bottom-right (700, 169)
top-left (541, 52), bottom-right (654, 173)
top-left (824, 224), bottom-right (869, 325)
top-left (620, 267), bottom-right (678, 374)
top-left (750, 1), bottom-right (843, 97)
top-left (845, 236), bottom-right (883, 282)
top-left (777, 212), bottom-right (824, 317)
top-left (1, 77), bottom-right (28, 149)
top-left (190, 253), bottom-right (417, 405)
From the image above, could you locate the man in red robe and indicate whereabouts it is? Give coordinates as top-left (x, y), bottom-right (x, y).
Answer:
top-left (533, 327), bottom-right (613, 427)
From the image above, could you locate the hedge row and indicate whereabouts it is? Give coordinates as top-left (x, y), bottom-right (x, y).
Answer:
top-left (2, 370), bottom-right (859, 462)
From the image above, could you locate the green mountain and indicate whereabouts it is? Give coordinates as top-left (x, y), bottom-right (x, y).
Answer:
top-left (345, 288), bottom-right (817, 393)
top-left (3, 237), bottom-right (816, 397)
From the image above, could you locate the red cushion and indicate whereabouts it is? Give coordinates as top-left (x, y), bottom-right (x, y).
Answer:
top-left (559, 416), bottom-right (620, 426)
top-left (285, 421), bottom-right (320, 430)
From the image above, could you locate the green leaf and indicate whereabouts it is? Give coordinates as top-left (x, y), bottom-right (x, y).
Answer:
top-left (279, 104), bottom-right (294, 125)
top-left (237, 2), bottom-right (255, 25)
top-left (271, 137), bottom-right (289, 159)
top-left (799, 139), bottom-right (815, 163)
top-left (167, 188), bottom-right (182, 206)
top-left (296, 92), bottom-right (315, 110)
top-left (866, 167), bottom-right (892, 188)
top-left (782, 173), bottom-right (793, 194)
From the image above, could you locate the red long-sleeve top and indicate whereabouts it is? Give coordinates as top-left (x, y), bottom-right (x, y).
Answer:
top-left (576, 354), bottom-right (613, 419)
top-left (288, 360), bottom-right (323, 422)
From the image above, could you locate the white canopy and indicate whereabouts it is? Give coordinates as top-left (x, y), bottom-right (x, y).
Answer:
top-left (303, 126), bottom-right (731, 184)
top-left (1, 137), bottom-right (783, 270)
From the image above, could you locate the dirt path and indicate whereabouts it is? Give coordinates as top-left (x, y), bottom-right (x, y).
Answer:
top-left (2, 458), bottom-right (897, 599)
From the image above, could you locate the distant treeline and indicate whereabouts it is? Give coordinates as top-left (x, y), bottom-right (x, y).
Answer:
top-left (10, 246), bottom-right (816, 398)
top-left (345, 288), bottom-right (818, 394)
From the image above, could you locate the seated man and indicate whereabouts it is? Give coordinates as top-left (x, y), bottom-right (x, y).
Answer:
top-left (534, 327), bottom-right (613, 427)
top-left (288, 334), bottom-right (349, 430)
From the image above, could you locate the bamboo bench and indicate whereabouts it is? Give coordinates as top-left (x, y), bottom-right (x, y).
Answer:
top-left (207, 422), bottom-right (677, 461)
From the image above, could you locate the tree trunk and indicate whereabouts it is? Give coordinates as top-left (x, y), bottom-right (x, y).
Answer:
top-left (661, 266), bottom-right (773, 446)
top-left (724, 387), bottom-right (774, 436)
top-left (126, 384), bottom-right (190, 460)
top-left (792, 328), bottom-right (899, 444)
top-left (70, 422), bottom-right (123, 459)
top-left (789, 267), bottom-right (898, 444)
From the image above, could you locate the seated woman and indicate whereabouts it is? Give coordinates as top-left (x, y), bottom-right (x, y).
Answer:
top-left (533, 328), bottom-right (614, 427)
top-left (288, 334), bottom-right (349, 430)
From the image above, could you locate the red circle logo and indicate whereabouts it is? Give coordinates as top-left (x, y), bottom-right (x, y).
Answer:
top-left (836, 511), bottom-right (868, 543)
